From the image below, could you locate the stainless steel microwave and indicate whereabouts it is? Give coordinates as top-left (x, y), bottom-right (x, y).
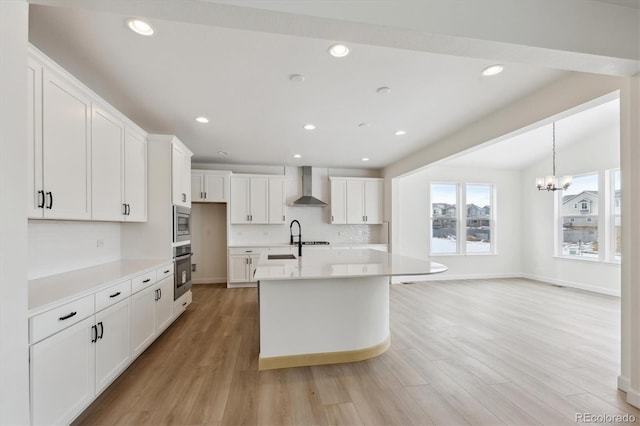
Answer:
top-left (173, 205), bottom-right (191, 243)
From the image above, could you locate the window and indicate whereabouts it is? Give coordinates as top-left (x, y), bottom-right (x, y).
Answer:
top-left (560, 173), bottom-right (598, 258)
top-left (430, 183), bottom-right (494, 255)
top-left (430, 184), bottom-right (458, 254)
top-left (612, 169), bottom-right (621, 261)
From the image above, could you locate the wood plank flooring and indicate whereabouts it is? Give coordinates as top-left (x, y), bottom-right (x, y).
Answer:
top-left (73, 278), bottom-right (640, 425)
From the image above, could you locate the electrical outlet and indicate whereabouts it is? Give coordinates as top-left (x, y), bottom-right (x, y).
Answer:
top-left (191, 264), bottom-right (196, 272)
top-left (96, 239), bottom-right (104, 248)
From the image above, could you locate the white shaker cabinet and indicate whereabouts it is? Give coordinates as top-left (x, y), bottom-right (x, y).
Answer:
top-left (123, 129), bottom-right (148, 221)
top-left (28, 59), bottom-right (92, 220)
top-left (94, 298), bottom-right (131, 394)
top-left (30, 316), bottom-right (96, 426)
top-left (228, 253), bottom-right (261, 284)
top-left (268, 177), bottom-right (287, 224)
top-left (331, 177), bottom-right (383, 225)
top-left (130, 276), bottom-right (174, 357)
top-left (172, 143), bottom-right (192, 207)
top-left (230, 176), bottom-right (269, 224)
top-left (191, 170), bottom-right (230, 202)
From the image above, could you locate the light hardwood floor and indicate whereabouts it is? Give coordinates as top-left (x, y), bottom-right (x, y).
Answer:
top-left (74, 278), bottom-right (640, 425)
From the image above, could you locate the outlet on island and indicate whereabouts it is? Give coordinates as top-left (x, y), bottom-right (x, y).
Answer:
top-left (96, 239), bottom-right (104, 248)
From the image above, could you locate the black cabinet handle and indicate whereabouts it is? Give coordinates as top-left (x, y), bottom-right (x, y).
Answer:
top-left (37, 190), bottom-right (45, 208)
top-left (143, 278), bottom-right (151, 283)
top-left (109, 291), bottom-right (121, 298)
top-left (127, 204), bottom-right (131, 215)
top-left (204, 192), bottom-right (207, 199)
top-left (154, 289), bottom-right (159, 301)
top-left (159, 288), bottom-right (162, 300)
top-left (182, 302), bottom-right (187, 307)
top-left (46, 192), bottom-right (53, 209)
top-left (98, 322), bottom-right (104, 339)
top-left (58, 311), bottom-right (77, 321)
top-left (91, 325), bottom-right (97, 343)
top-left (164, 270), bottom-right (170, 274)
top-left (182, 193), bottom-right (186, 202)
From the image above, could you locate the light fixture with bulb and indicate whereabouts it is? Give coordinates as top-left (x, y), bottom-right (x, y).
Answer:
top-left (303, 124), bottom-right (316, 130)
top-left (328, 44), bottom-right (349, 58)
top-left (293, 154), bottom-right (302, 159)
top-left (126, 18), bottom-right (154, 36)
top-left (394, 130), bottom-right (407, 136)
top-left (482, 64), bottom-right (504, 76)
top-left (361, 157), bottom-right (370, 162)
top-left (535, 122), bottom-right (572, 191)
top-left (195, 116), bottom-right (209, 124)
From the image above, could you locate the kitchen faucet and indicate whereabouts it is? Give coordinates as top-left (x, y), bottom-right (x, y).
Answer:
top-left (289, 220), bottom-right (302, 257)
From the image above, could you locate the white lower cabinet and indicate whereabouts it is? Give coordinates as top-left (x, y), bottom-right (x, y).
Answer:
top-left (30, 316), bottom-right (96, 426)
top-left (131, 276), bottom-right (174, 357)
top-left (228, 247), bottom-right (264, 285)
top-left (95, 299), bottom-right (131, 393)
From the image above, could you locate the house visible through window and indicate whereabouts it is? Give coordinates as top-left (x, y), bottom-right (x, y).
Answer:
top-left (560, 172), bottom-right (599, 258)
top-left (431, 183), bottom-right (494, 255)
top-left (613, 169), bottom-right (621, 261)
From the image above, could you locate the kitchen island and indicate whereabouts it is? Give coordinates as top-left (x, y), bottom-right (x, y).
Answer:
top-left (254, 249), bottom-right (446, 370)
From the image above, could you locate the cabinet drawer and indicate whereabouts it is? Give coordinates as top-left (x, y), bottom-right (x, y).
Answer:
top-left (156, 263), bottom-right (174, 280)
top-left (30, 294), bottom-right (94, 344)
top-left (174, 290), bottom-right (192, 318)
top-left (229, 247), bottom-right (263, 255)
top-left (131, 270), bottom-right (157, 294)
top-left (95, 280), bottom-right (131, 312)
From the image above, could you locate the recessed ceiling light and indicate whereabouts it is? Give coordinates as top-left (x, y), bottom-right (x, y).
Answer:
top-left (376, 87), bottom-right (391, 95)
top-left (195, 116), bottom-right (209, 123)
top-left (303, 124), bottom-right (316, 130)
top-left (217, 151), bottom-right (228, 156)
top-left (289, 74), bottom-right (305, 83)
top-left (293, 154), bottom-right (302, 158)
top-left (394, 130), bottom-right (407, 136)
top-left (126, 18), bottom-right (154, 36)
top-left (362, 157), bottom-right (370, 162)
top-left (328, 44), bottom-right (349, 58)
top-left (482, 64), bottom-right (504, 76)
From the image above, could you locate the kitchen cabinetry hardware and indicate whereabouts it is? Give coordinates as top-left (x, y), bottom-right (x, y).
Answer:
top-left (97, 322), bottom-right (104, 340)
top-left (182, 193), bottom-right (186, 202)
top-left (200, 192), bottom-right (203, 199)
top-left (37, 190), bottom-right (45, 208)
top-left (58, 311), bottom-right (77, 321)
top-left (182, 302), bottom-right (187, 307)
top-left (91, 324), bottom-right (98, 343)
top-left (158, 289), bottom-right (162, 300)
top-left (143, 278), bottom-right (150, 283)
top-left (164, 269), bottom-right (170, 274)
top-left (46, 191), bottom-right (53, 209)
top-left (109, 292), bottom-right (121, 298)
top-left (204, 192), bottom-right (207, 198)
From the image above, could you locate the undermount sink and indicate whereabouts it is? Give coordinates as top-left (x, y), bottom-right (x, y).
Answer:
top-left (268, 254), bottom-right (296, 260)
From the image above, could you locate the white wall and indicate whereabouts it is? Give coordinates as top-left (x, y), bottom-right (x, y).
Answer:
top-left (521, 114), bottom-right (621, 295)
top-left (0, 1), bottom-right (30, 423)
top-left (191, 203), bottom-right (227, 284)
top-left (394, 165), bottom-right (522, 282)
top-left (28, 221), bottom-right (122, 280)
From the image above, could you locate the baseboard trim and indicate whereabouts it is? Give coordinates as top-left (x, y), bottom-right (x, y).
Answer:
top-left (627, 387), bottom-right (640, 409)
top-left (521, 273), bottom-right (620, 296)
top-left (391, 273), bottom-right (520, 284)
top-left (193, 277), bottom-right (227, 285)
top-left (618, 375), bottom-right (631, 392)
top-left (259, 335), bottom-right (390, 370)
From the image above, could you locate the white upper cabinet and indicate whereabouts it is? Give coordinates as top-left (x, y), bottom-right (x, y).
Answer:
top-left (268, 178), bottom-right (286, 224)
top-left (28, 46), bottom-right (147, 222)
top-left (172, 143), bottom-right (192, 207)
top-left (331, 177), bottom-right (383, 225)
top-left (330, 178), bottom-right (347, 224)
top-left (191, 170), bottom-right (230, 203)
top-left (91, 105), bottom-right (125, 221)
top-left (28, 58), bottom-right (93, 220)
top-left (123, 129), bottom-right (148, 221)
top-left (229, 175), bottom-right (283, 224)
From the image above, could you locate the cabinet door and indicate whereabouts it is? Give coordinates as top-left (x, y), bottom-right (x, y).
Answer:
top-left (95, 299), bottom-right (130, 394)
top-left (27, 58), bottom-right (44, 218)
top-left (156, 277), bottom-right (174, 333)
top-left (364, 180), bottom-right (383, 224)
top-left (204, 174), bottom-right (226, 202)
top-left (30, 316), bottom-right (96, 426)
top-left (91, 105), bottom-right (124, 221)
top-left (181, 152), bottom-right (192, 207)
top-left (42, 68), bottom-right (92, 220)
top-left (330, 179), bottom-right (347, 224)
top-left (250, 177), bottom-right (269, 224)
top-left (124, 129), bottom-right (147, 222)
top-left (249, 254), bottom-right (261, 282)
top-left (268, 178), bottom-right (286, 224)
top-left (230, 177), bottom-right (250, 224)
top-left (130, 285), bottom-right (157, 357)
top-left (346, 180), bottom-right (365, 224)
top-left (191, 173), bottom-right (204, 202)
top-left (172, 144), bottom-right (188, 207)
top-left (229, 255), bottom-right (249, 282)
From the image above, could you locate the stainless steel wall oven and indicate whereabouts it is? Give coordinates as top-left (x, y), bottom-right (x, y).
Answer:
top-left (173, 244), bottom-right (192, 300)
top-left (173, 205), bottom-right (191, 243)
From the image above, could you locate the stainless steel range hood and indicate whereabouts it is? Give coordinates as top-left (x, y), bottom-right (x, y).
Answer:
top-left (292, 166), bottom-right (328, 206)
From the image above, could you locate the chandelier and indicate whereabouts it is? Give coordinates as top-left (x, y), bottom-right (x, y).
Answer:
top-left (536, 122), bottom-right (572, 191)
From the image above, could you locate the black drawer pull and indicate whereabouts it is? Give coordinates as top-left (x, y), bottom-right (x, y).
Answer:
top-left (164, 270), bottom-right (170, 274)
top-left (59, 311), bottom-right (77, 321)
top-left (109, 291), bottom-right (121, 298)
top-left (182, 302), bottom-right (187, 307)
top-left (142, 278), bottom-right (151, 283)
top-left (37, 190), bottom-right (45, 208)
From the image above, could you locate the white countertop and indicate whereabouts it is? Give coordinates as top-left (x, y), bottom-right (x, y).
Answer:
top-left (254, 249), bottom-right (446, 281)
top-left (229, 243), bottom-right (388, 249)
top-left (29, 259), bottom-right (171, 316)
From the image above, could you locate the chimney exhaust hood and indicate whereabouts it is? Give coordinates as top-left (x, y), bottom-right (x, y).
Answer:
top-left (292, 166), bottom-right (328, 206)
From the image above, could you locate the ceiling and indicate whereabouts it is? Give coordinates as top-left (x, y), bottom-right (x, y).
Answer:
top-left (27, 1), bottom-right (634, 169)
